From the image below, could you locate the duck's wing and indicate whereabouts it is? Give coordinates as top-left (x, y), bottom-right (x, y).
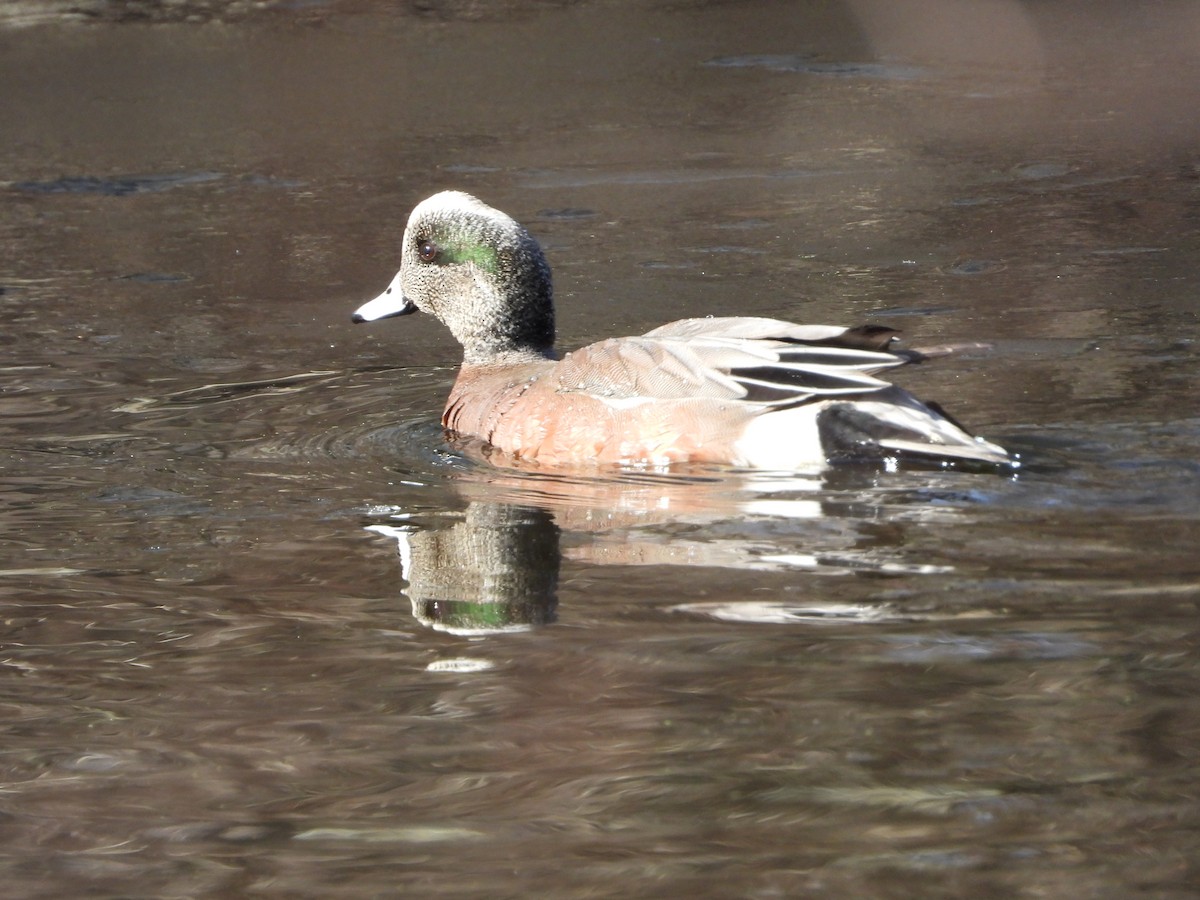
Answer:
top-left (552, 324), bottom-right (908, 408)
top-left (647, 317), bottom-right (995, 359)
top-left (646, 314), bottom-right (889, 342)
top-left (644, 316), bottom-right (854, 343)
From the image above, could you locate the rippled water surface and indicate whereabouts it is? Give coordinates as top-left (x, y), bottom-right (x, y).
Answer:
top-left (2, 1), bottom-right (1199, 896)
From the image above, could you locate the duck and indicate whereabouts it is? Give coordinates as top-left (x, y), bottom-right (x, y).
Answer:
top-left (352, 190), bottom-right (1011, 470)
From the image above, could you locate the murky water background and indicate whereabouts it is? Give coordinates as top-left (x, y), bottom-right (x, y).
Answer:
top-left (2, 1), bottom-right (1199, 896)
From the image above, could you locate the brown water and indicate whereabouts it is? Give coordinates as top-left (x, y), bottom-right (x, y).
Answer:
top-left (2, 1), bottom-right (1199, 896)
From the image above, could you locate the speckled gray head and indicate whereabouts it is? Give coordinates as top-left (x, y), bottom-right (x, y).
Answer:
top-left (352, 191), bottom-right (555, 364)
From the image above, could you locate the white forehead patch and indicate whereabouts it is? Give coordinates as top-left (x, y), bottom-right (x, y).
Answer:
top-left (410, 191), bottom-right (518, 230)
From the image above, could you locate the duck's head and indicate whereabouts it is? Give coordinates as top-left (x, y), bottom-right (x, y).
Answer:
top-left (352, 191), bottom-right (556, 364)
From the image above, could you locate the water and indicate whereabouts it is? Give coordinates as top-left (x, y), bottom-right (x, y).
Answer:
top-left (2, 1), bottom-right (1199, 896)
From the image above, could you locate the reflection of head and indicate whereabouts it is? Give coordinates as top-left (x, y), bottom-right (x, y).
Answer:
top-left (368, 503), bottom-right (560, 635)
top-left (410, 594), bottom-right (557, 635)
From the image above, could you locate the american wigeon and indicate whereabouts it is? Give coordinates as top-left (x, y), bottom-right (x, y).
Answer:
top-left (352, 191), bottom-right (1011, 470)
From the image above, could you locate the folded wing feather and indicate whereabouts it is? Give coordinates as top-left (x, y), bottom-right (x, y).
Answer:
top-left (551, 317), bottom-right (912, 408)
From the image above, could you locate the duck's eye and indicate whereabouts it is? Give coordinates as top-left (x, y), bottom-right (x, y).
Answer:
top-left (417, 240), bottom-right (439, 263)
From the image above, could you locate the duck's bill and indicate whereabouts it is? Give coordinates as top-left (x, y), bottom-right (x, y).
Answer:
top-left (351, 272), bottom-right (417, 323)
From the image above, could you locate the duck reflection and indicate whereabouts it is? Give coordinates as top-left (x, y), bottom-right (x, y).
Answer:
top-left (367, 503), bottom-right (560, 635)
top-left (362, 460), bottom-right (988, 635)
